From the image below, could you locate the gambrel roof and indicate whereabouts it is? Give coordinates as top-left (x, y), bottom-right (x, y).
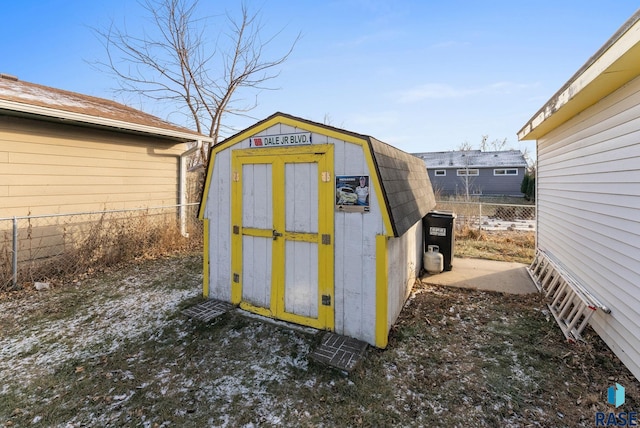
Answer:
top-left (199, 112), bottom-right (436, 237)
top-left (367, 136), bottom-right (436, 236)
top-left (413, 150), bottom-right (528, 169)
top-left (0, 73), bottom-right (207, 143)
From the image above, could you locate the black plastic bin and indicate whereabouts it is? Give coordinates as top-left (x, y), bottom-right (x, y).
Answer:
top-left (423, 211), bottom-right (456, 271)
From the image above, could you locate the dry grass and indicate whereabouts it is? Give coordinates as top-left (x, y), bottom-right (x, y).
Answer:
top-left (1, 254), bottom-right (638, 427)
top-left (2, 201), bottom-right (637, 426)
top-left (0, 209), bottom-right (202, 291)
top-left (455, 225), bottom-right (535, 264)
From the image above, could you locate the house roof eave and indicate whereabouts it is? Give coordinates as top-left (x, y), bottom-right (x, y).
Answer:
top-left (0, 99), bottom-right (211, 143)
top-left (518, 9), bottom-right (640, 141)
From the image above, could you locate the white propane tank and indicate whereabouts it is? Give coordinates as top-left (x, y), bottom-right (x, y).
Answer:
top-left (424, 245), bottom-right (444, 274)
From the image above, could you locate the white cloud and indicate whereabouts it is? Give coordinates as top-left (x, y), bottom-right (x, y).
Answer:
top-left (429, 40), bottom-right (471, 49)
top-left (348, 111), bottom-right (400, 129)
top-left (396, 81), bottom-right (539, 103)
top-left (333, 29), bottom-right (402, 48)
top-left (396, 83), bottom-right (475, 102)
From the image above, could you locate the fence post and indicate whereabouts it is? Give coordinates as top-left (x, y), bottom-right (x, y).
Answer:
top-left (478, 203), bottom-right (482, 231)
top-left (12, 217), bottom-right (18, 288)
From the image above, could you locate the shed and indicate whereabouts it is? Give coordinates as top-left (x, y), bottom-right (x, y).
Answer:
top-left (198, 112), bottom-right (435, 347)
top-left (413, 150), bottom-right (528, 197)
top-left (518, 10), bottom-right (640, 381)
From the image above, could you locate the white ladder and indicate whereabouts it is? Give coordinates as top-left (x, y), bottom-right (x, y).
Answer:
top-left (528, 251), bottom-right (609, 343)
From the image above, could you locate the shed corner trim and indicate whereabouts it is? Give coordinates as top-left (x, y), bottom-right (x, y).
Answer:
top-left (375, 234), bottom-right (389, 348)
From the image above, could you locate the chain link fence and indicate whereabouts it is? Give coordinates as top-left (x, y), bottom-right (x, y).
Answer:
top-left (434, 200), bottom-right (536, 232)
top-left (1, 204), bottom-right (203, 291)
top-left (1, 200), bottom-right (535, 291)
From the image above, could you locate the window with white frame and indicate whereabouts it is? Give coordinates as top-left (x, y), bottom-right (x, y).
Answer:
top-left (457, 169), bottom-right (479, 176)
top-left (434, 170), bottom-right (446, 176)
top-left (493, 168), bottom-right (518, 176)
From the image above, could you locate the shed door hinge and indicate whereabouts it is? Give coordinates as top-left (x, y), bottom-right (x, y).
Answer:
top-left (321, 234), bottom-right (331, 245)
top-left (233, 273), bottom-right (240, 283)
top-left (232, 171), bottom-right (239, 182)
top-left (321, 171), bottom-right (331, 182)
top-left (233, 225), bottom-right (240, 235)
top-left (321, 294), bottom-right (331, 306)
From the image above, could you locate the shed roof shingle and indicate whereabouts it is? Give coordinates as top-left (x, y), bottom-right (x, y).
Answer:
top-left (369, 137), bottom-right (436, 236)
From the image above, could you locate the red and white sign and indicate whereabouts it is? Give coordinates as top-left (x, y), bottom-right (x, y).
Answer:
top-left (250, 132), bottom-right (312, 147)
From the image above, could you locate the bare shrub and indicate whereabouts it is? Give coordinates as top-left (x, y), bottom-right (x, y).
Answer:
top-left (1, 231), bottom-right (12, 289)
top-left (1, 206), bottom-right (202, 291)
top-left (456, 224), bottom-right (487, 241)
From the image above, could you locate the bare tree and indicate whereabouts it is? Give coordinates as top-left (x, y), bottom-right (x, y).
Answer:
top-left (457, 140), bottom-right (475, 201)
top-left (479, 135), bottom-right (489, 151)
top-left (489, 137), bottom-right (508, 151)
top-left (93, 0), bottom-right (299, 162)
top-left (521, 146), bottom-right (536, 170)
top-left (479, 134), bottom-right (508, 151)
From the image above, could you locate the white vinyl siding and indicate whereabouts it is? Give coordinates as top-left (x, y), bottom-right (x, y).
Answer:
top-left (536, 75), bottom-right (640, 381)
top-left (456, 169), bottom-right (478, 176)
top-left (493, 168), bottom-right (518, 175)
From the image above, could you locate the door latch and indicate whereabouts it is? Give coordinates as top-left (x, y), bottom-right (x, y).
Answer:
top-left (272, 229), bottom-right (283, 240)
top-left (322, 294), bottom-right (331, 306)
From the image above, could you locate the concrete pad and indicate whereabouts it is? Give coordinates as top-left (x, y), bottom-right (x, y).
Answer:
top-left (421, 257), bottom-right (537, 294)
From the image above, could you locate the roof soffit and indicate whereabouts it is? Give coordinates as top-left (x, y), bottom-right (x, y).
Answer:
top-left (519, 10), bottom-right (640, 140)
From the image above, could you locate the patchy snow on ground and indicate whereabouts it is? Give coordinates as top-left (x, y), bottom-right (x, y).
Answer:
top-left (2, 255), bottom-right (638, 427)
top-left (0, 279), bottom-right (198, 394)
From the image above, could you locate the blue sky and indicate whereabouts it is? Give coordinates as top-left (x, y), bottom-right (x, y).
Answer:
top-left (3, 1), bottom-right (639, 157)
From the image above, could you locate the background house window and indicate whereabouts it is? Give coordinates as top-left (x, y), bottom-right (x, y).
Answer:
top-left (493, 168), bottom-right (518, 176)
top-left (457, 169), bottom-right (479, 176)
top-left (434, 170), bottom-right (446, 176)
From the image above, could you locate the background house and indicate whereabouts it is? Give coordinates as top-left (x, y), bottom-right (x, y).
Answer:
top-left (519, 10), bottom-right (640, 381)
top-left (413, 150), bottom-right (528, 197)
top-left (0, 73), bottom-right (209, 217)
top-left (0, 74), bottom-right (210, 286)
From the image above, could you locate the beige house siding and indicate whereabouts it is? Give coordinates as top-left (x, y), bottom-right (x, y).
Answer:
top-left (1, 116), bottom-right (186, 217)
top-left (536, 75), bottom-right (640, 381)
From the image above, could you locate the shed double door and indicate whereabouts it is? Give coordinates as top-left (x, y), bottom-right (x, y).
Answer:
top-left (231, 145), bottom-right (334, 330)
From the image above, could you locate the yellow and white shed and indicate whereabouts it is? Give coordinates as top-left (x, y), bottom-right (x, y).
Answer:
top-left (198, 112), bottom-right (435, 347)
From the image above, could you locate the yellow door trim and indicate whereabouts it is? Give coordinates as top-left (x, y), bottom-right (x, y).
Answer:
top-left (319, 144), bottom-right (335, 331)
top-left (230, 153), bottom-right (243, 305)
top-left (231, 145), bottom-right (334, 330)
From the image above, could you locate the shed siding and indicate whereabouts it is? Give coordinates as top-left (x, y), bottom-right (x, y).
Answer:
top-left (386, 221), bottom-right (422, 329)
top-left (204, 148), bottom-right (233, 301)
top-left (333, 140), bottom-right (384, 344)
top-left (537, 75), bottom-right (640, 380)
top-left (0, 116), bottom-right (184, 216)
